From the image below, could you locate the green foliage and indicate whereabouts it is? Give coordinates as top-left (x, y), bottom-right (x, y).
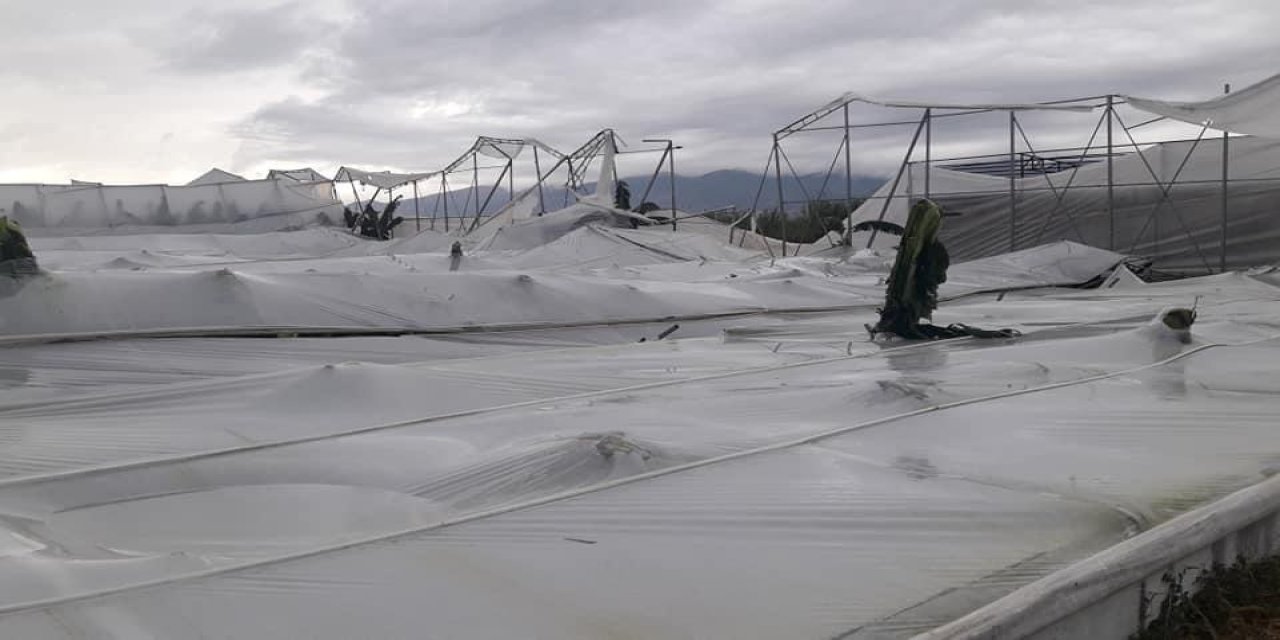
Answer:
top-left (872, 199), bottom-right (949, 339)
top-left (1133, 556), bottom-right (1280, 640)
top-left (710, 199), bottom-right (862, 244)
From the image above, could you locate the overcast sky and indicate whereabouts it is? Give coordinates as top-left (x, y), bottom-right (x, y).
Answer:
top-left (0, 0), bottom-right (1277, 185)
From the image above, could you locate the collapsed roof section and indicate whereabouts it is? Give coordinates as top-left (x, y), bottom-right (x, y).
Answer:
top-left (267, 168), bottom-right (331, 183)
top-left (1126, 72), bottom-right (1280, 138)
top-left (186, 168), bottom-right (247, 186)
top-left (763, 71), bottom-right (1280, 272)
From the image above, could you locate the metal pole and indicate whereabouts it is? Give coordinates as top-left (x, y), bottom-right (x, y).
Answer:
top-left (1221, 83), bottom-right (1231, 272)
top-left (773, 136), bottom-right (787, 256)
top-left (668, 141), bottom-right (677, 231)
top-left (412, 180), bottom-right (421, 231)
top-left (347, 179), bottom-right (363, 216)
top-left (865, 112), bottom-right (928, 249)
top-left (924, 108), bottom-right (932, 199)
top-left (346, 179), bottom-right (364, 233)
top-left (844, 103), bottom-right (853, 244)
top-left (1106, 95), bottom-right (1115, 250)
top-left (472, 161), bottom-right (511, 232)
top-left (533, 146), bottom-right (546, 215)
top-left (471, 153), bottom-right (479, 218)
top-left (441, 174), bottom-right (450, 233)
top-left (1008, 111), bottom-right (1017, 252)
top-left (564, 159), bottom-right (573, 207)
top-left (637, 145), bottom-right (669, 212)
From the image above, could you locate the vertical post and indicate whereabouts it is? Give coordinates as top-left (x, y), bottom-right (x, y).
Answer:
top-left (843, 103), bottom-right (853, 244)
top-left (924, 108), bottom-right (932, 199)
top-left (866, 111), bottom-right (928, 249)
top-left (441, 174), bottom-right (450, 233)
top-left (533, 146), bottom-right (546, 215)
top-left (471, 153), bottom-right (479, 219)
top-left (412, 180), bottom-right (421, 232)
top-left (564, 159), bottom-right (574, 207)
top-left (773, 136), bottom-right (787, 257)
top-left (1008, 111), bottom-right (1017, 252)
top-left (347, 178), bottom-right (364, 233)
top-left (1106, 95), bottom-right (1115, 250)
top-left (508, 157), bottom-right (515, 208)
top-left (668, 140), bottom-right (677, 231)
top-left (1221, 83), bottom-right (1231, 273)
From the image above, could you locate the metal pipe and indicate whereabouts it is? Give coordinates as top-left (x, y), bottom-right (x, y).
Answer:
top-left (669, 141), bottom-right (677, 231)
top-left (471, 160), bottom-right (511, 232)
top-left (773, 137), bottom-right (787, 256)
top-left (412, 180), bottom-right (421, 231)
top-left (470, 153), bottom-right (479, 218)
top-left (1008, 111), bottom-right (1017, 252)
top-left (637, 144), bottom-right (670, 214)
top-left (1221, 83), bottom-right (1231, 273)
top-left (1107, 95), bottom-right (1115, 250)
top-left (865, 112), bottom-right (928, 249)
top-left (441, 174), bottom-right (450, 233)
top-left (533, 146), bottom-right (546, 215)
top-left (844, 103), bottom-right (853, 244)
top-left (924, 107), bottom-right (932, 199)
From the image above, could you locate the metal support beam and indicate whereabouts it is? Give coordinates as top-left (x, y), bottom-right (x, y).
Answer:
top-left (533, 146), bottom-right (546, 215)
top-left (638, 141), bottom-right (671, 216)
top-left (669, 142), bottom-right (677, 231)
top-left (1221, 83), bottom-right (1231, 273)
top-left (470, 153), bottom-right (479, 218)
top-left (1008, 111), bottom-right (1017, 252)
top-left (1106, 95), bottom-right (1115, 250)
top-left (773, 136), bottom-right (787, 256)
top-left (924, 108), bottom-right (932, 199)
top-left (844, 103), bottom-right (853, 244)
top-left (412, 181), bottom-right (421, 231)
top-left (441, 174), bottom-right (450, 233)
top-left (866, 112), bottom-right (928, 249)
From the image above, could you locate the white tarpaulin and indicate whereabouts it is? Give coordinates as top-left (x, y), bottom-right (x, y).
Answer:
top-left (268, 168), bottom-right (330, 183)
top-left (333, 166), bottom-right (439, 190)
top-left (849, 135), bottom-right (1280, 271)
top-left (0, 179), bottom-right (344, 231)
top-left (6, 199), bottom-right (1280, 638)
top-left (186, 168), bottom-right (247, 186)
top-left (1126, 72), bottom-right (1280, 138)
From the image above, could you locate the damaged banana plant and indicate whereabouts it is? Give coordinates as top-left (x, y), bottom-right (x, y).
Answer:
top-left (869, 199), bottom-right (1019, 341)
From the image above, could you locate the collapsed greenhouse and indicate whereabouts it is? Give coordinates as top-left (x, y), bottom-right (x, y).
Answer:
top-left (763, 74), bottom-right (1280, 276)
top-left (1, 77), bottom-right (1280, 639)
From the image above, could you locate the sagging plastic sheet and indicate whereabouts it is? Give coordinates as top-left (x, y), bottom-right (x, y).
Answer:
top-left (1, 271), bottom-right (1280, 637)
top-left (0, 179), bottom-right (342, 230)
top-left (1126, 72), bottom-right (1280, 138)
top-left (848, 136), bottom-right (1280, 272)
top-left (1, 233), bottom-right (1123, 339)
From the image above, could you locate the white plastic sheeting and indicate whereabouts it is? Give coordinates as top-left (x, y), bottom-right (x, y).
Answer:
top-left (5, 204), bottom-right (1280, 638)
top-left (185, 168), bottom-right (247, 186)
top-left (0, 179), bottom-right (342, 230)
top-left (1126, 72), bottom-right (1280, 138)
top-left (6, 214), bottom-right (1121, 337)
top-left (849, 136), bottom-right (1280, 271)
top-left (332, 166), bottom-right (439, 190)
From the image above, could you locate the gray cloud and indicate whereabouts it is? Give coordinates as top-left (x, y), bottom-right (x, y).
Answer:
top-left (1, 0), bottom-right (1278, 184)
top-left (148, 2), bottom-right (336, 73)
top-left (224, 0), bottom-right (1280, 180)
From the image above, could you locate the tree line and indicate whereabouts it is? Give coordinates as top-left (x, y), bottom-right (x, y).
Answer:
top-left (707, 199), bottom-right (864, 244)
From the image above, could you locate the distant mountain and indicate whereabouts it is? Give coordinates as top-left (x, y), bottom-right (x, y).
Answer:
top-left (376, 169), bottom-right (884, 219)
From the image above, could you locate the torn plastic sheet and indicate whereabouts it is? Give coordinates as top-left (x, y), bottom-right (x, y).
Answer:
top-left (0, 289), bottom-right (1278, 638)
top-left (5, 203), bottom-right (1280, 637)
